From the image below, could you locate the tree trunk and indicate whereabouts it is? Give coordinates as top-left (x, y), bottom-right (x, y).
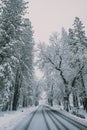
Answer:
top-left (73, 91), bottom-right (79, 107)
top-left (80, 71), bottom-right (87, 111)
top-left (71, 75), bottom-right (79, 108)
top-left (12, 68), bottom-right (21, 110)
top-left (48, 98), bottom-right (53, 106)
top-left (63, 88), bottom-right (70, 112)
top-left (23, 95), bottom-right (27, 107)
top-left (60, 70), bottom-right (70, 111)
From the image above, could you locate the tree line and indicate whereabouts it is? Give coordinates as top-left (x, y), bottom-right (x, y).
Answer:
top-left (0, 0), bottom-right (35, 111)
top-left (37, 17), bottom-right (87, 112)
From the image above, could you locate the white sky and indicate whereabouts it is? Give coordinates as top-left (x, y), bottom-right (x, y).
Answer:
top-left (28, 0), bottom-right (87, 43)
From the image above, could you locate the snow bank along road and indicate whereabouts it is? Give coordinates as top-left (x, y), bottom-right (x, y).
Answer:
top-left (13, 105), bottom-right (87, 130)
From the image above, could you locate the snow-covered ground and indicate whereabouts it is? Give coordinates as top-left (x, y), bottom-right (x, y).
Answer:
top-left (0, 106), bottom-right (37, 130)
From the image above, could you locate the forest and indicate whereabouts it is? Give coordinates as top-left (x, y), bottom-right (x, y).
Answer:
top-left (0, 0), bottom-right (87, 115)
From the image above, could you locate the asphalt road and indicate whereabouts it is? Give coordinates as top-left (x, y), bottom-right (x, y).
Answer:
top-left (13, 105), bottom-right (87, 130)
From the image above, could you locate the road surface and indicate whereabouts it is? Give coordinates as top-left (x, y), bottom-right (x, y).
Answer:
top-left (13, 105), bottom-right (87, 130)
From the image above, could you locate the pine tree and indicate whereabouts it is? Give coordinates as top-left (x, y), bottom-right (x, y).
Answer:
top-left (73, 17), bottom-right (87, 46)
top-left (20, 18), bottom-right (34, 107)
top-left (68, 17), bottom-right (87, 111)
top-left (0, 0), bottom-right (28, 110)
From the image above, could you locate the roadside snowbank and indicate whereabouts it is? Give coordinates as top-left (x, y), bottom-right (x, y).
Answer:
top-left (0, 106), bottom-right (37, 130)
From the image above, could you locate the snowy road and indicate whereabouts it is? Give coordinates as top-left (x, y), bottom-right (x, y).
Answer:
top-left (13, 105), bottom-right (87, 130)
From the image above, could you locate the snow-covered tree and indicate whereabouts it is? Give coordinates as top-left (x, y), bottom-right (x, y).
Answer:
top-left (37, 21), bottom-right (87, 112)
top-left (0, 0), bottom-right (26, 110)
top-left (19, 18), bottom-right (34, 107)
top-left (0, 0), bottom-right (34, 111)
top-left (68, 17), bottom-right (87, 111)
top-left (37, 31), bottom-right (71, 111)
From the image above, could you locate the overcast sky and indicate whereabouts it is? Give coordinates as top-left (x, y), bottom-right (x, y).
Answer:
top-left (29, 0), bottom-right (87, 43)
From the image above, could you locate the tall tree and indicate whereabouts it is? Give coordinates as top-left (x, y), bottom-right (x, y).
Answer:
top-left (37, 30), bottom-right (71, 111)
top-left (19, 18), bottom-right (34, 107)
top-left (0, 0), bottom-right (29, 110)
top-left (68, 17), bottom-right (87, 111)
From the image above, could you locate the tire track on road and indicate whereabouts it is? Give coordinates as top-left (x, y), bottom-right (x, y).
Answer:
top-left (42, 108), bottom-right (51, 130)
top-left (50, 109), bottom-right (87, 130)
top-left (45, 106), bottom-right (87, 130)
top-left (25, 107), bottom-right (40, 130)
top-left (47, 110), bottom-right (69, 130)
